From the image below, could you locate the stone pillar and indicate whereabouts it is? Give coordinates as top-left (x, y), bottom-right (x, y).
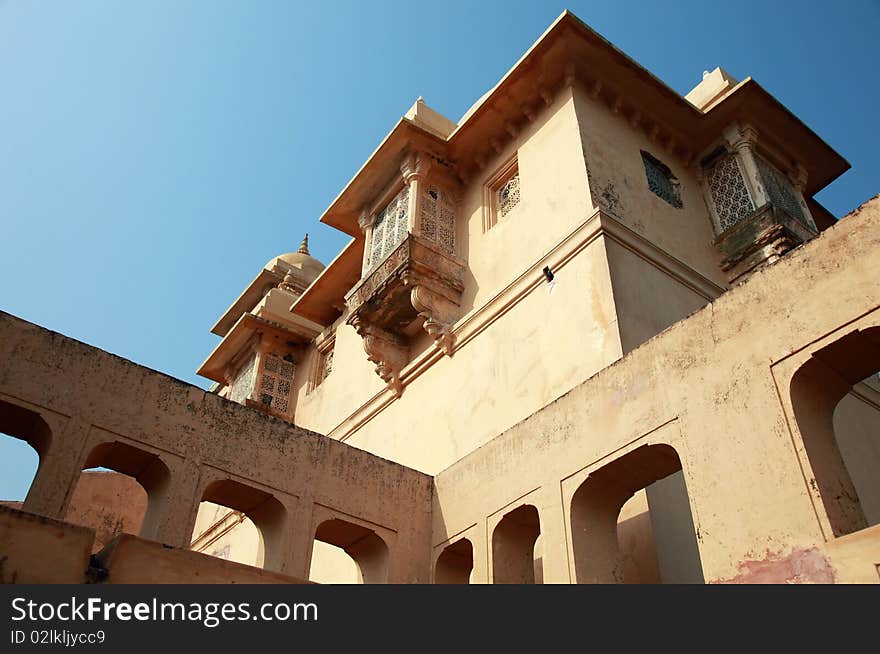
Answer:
top-left (537, 490), bottom-right (573, 583)
top-left (22, 417), bottom-right (89, 520)
top-left (358, 210), bottom-right (373, 275)
top-left (401, 152), bottom-right (430, 237)
top-left (148, 458), bottom-right (201, 549)
top-left (723, 123), bottom-right (769, 209)
top-left (283, 498), bottom-right (315, 581)
top-left (789, 163), bottom-right (818, 231)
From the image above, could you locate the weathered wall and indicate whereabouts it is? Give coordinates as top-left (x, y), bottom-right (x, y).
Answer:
top-left (573, 84), bottom-right (725, 288)
top-left (604, 239), bottom-right (717, 354)
top-left (289, 80), bottom-right (733, 479)
top-left (0, 505), bottom-right (93, 584)
top-left (432, 195), bottom-right (880, 584)
top-left (66, 471), bottom-right (147, 553)
top-left (0, 316), bottom-right (434, 582)
top-left (292, 85), bottom-right (624, 473)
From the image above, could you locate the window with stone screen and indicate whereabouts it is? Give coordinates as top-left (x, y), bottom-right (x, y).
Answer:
top-left (259, 353), bottom-right (295, 414)
top-left (368, 186), bottom-right (410, 270)
top-left (641, 151), bottom-right (682, 208)
top-left (484, 158), bottom-right (521, 231)
top-left (420, 185), bottom-right (456, 254)
top-left (312, 338), bottom-right (334, 391)
top-left (705, 152), bottom-right (755, 232)
top-left (228, 355), bottom-right (257, 404)
top-left (755, 156), bottom-right (809, 227)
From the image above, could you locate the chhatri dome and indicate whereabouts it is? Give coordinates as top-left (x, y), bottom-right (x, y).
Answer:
top-left (264, 234), bottom-right (325, 288)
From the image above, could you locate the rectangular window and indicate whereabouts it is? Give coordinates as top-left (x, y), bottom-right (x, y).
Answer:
top-left (259, 353), bottom-right (295, 414)
top-left (755, 156), bottom-right (809, 227)
top-left (705, 151), bottom-right (755, 232)
top-left (484, 157), bottom-right (520, 232)
top-left (641, 151), bottom-right (682, 208)
top-left (309, 333), bottom-right (335, 393)
top-left (368, 186), bottom-right (410, 270)
top-left (228, 355), bottom-right (257, 404)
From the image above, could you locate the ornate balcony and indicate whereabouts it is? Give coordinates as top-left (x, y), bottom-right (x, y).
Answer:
top-left (715, 203), bottom-right (817, 284)
top-left (345, 233), bottom-right (466, 396)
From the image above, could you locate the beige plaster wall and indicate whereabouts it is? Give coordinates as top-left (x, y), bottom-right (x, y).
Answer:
top-left (0, 313), bottom-right (434, 582)
top-left (604, 239), bottom-right (715, 354)
top-left (458, 85), bottom-right (592, 310)
top-left (290, 81), bottom-right (729, 478)
top-left (432, 196), bottom-right (880, 583)
top-left (324, 236), bottom-right (621, 473)
top-left (292, 86), bottom-right (629, 474)
top-left (66, 471), bottom-right (147, 553)
top-left (572, 85), bottom-right (725, 288)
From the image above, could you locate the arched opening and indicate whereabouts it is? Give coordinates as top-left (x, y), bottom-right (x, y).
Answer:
top-left (308, 541), bottom-right (362, 584)
top-left (616, 490), bottom-right (662, 584)
top-left (310, 518), bottom-right (389, 584)
top-left (66, 471), bottom-right (148, 552)
top-left (68, 441), bottom-right (170, 546)
top-left (0, 400), bottom-right (51, 505)
top-left (492, 504), bottom-right (541, 584)
top-left (570, 444), bottom-right (703, 584)
top-left (195, 479), bottom-right (287, 572)
top-left (190, 501), bottom-right (262, 567)
top-left (435, 538), bottom-right (474, 584)
top-left (790, 327), bottom-right (880, 537)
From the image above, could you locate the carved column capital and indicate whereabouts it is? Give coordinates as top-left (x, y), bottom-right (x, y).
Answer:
top-left (357, 209), bottom-right (373, 233)
top-left (723, 122), bottom-right (759, 152)
top-left (722, 122), bottom-right (768, 209)
top-left (790, 163), bottom-right (808, 191)
top-left (401, 152), bottom-right (431, 185)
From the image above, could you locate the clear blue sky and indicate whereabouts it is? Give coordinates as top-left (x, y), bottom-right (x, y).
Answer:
top-left (1, 0), bottom-right (878, 500)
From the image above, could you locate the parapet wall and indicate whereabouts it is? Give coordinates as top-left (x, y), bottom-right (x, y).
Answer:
top-left (433, 195), bottom-right (880, 583)
top-left (2, 196), bottom-right (879, 584)
top-left (0, 316), bottom-right (433, 582)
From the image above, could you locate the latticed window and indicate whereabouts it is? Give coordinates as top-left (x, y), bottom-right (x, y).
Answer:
top-left (706, 152), bottom-right (755, 232)
top-left (755, 157), bottom-right (808, 226)
top-left (228, 355), bottom-right (257, 404)
top-left (368, 186), bottom-right (409, 270)
top-left (259, 353), bottom-right (295, 414)
top-left (498, 173), bottom-right (521, 218)
top-left (420, 186), bottom-right (456, 254)
top-left (313, 345), bottom-right (333, 390)
top-left (641, 151), bottom-right (682, 208)
top-left (484, 158), bottom-right (520, 232)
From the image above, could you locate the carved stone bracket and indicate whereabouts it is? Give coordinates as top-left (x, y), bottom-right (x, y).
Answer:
top-left (349, 316), bottom-right (408, 398)
top-left (345, 234), bottom-right (466, 395)
top-left (409, 283), bottom-right (459, 355)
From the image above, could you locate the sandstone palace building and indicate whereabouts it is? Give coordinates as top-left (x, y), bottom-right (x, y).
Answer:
top-left (1, 11), bottom-right (878, 584)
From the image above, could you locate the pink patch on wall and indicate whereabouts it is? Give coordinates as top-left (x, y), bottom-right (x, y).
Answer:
top-left (713, 547), bottom-right (837, 584)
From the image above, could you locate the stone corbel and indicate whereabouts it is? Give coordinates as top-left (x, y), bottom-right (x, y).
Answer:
top-left (408, 282), bottom-right (459, 356)
top-left (349, 316), bottom-right (408, 398)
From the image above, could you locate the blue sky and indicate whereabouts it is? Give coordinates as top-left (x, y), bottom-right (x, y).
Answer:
top-left (1, 0), bottom-right (878, 500)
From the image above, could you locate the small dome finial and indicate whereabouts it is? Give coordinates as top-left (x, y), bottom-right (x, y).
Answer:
top-left (297, 233), bottom-right (310, 255)
top-left (279, 267), bottom-right (298, 293)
